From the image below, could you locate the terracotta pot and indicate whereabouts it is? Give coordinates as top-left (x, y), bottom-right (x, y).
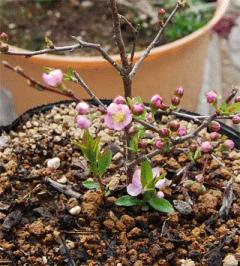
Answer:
top-left (0, 0), bottom-right (230, 115)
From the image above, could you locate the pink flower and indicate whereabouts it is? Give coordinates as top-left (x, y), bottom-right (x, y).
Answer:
top-left (76, 102), bottom-right (89, 115)
top-left (177, 127), bottom-right (187, 137)
top-left (132, 103), bottom-right (145, 115)
top-left (232, 115), bottom-right (240, 124)
top-left (159, 128), bottom-right (169, 138)
top-left (76, 115), bottom-right (91, 129)
top-left (42, 69), bottom-right (63, 87)
top-left (159, 102), bottom-right (168, 111)
top-left (151, 94), bottom-right (163, 109)
top-left (205, 90), bottom-right (217, 104)
top-left (209, 121), bottom-right (221, 132)
top-left (223, 139), bottom-right (234, 150)
top-left (175, 86), bottom-right (184, 98)
top-left (127, 167), bottom-right (171, 197)
top-left (201, 141), bottom-right (213, 153)
top-left (138, 139), bottom-right (147, 149)
top-left (113, 96), bottom-right (126, 105)
top-left (104, 103), bottom-right (132, 131)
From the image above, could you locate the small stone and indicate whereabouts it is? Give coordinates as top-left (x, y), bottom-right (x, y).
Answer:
top-left (107, 175), bottom-right (120, 191)
top-left (57, 176), bottom-right (67, 184)
top-left (180, 259), bottom-right (195, 266)
top-left (65, 239), bottom-right (75, 249)
top-left (173, 200), bottom-right (192, 215)
top-left (53, 136), bottom-right (61, 143)
top-left (223, 254), bottom-right (238, 266)
top-left (103, 219), bottom-right (115, 230)
top-left (127, 227), bottom-right (141, 238)
top-left (69, 206), bottom-right (81, 215)
top-left (120, 215), bottom-right (135, 230)
top-left (47, 157), bottom-right (61, 169)
top-left (234, 175), bottom-right (240, 183)
top-left (113, 152), bottom-right (123, 161)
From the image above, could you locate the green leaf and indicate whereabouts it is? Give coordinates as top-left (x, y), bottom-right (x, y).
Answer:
top-left (115, 196), bottom-right (143, 207)
top-left (44, 36), bottom-right (54, 48)
top-left (148, 197), bottom-right (174, 213)
top-left (220, 102), bottom-right (228, 113)
top-left (98, 149), bottom-right (112, 177)
top-left (141, 160), bottom-right (153, 188)
top-left (129, 128), bottom-right (144, 153)
top-left (153, 172), bottom-right (167, 187)
top-left (227, 102), bottom-right (240, 114)
top-left (83, 180), bottom-right (99, 190)
top-left (193, 148), bottom-right (201, 161)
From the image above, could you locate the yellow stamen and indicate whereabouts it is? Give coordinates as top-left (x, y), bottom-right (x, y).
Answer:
top-left (113, 111), bottom-right (125, 123)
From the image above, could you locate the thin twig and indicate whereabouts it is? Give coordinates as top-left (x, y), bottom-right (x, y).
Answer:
top-left (73, 71), bottom-right (107, 110)
top-left (3, 36), bottom-right (122, 74)
top-left (2, 61), bottom-right (78, 100)
top-left (129, 2), bottom-right (181, 79)
top-left (45, 177), bottom-right (81, 199)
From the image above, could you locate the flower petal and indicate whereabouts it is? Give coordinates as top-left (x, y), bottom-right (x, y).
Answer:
top-left (127, 183), bottom-right (142, 197)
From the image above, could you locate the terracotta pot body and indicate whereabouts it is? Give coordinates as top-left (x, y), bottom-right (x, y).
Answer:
top-left (0, 0), bottom-right (229, 114)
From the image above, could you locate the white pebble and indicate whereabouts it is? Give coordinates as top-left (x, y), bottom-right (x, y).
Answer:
top-left (223, 254), bottom-right (238, 266)
top-left (69, 206), bottom-right (81, 215)
top-left (47, 157), bottom-right (61, 169)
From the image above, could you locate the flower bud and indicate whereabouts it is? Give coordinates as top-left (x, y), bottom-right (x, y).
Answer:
top-left (159, 128), bottom-right (169, 138)
top-left (151, 94), bottom-right (163, 109)
top-left (175, 86), bottom-right (184, 98)
top-left (156, 191), bottom-right (164, 198)
top-left (159, 102), bottom-right (168, 111)
top-left (171, 96), bottom-right (180, 106)
top-left (205, 90), bottom-right (217, 104)
top-left (76, 102), bottom-right (89, 115)
top-left (209, 121), bottom-right (221, 132)
top-left (168, 120), bottom-right (180, 131)
top-left (76, 115), bottom-right (91, 129)
top-left (209, 132), bottom-right (220, 141)
top-left (235, 96), bottom-right (240, 103)
top-left (177, 127), bottom-right (187, 137)
top-left (0, 43), bottom-right (9, 52)
top-left (132, 103), bottom-right (145, 115)
top-left (189, 144), bottom-right (198, 152)
top-left (155, 139), bottom-right (164, 149)
top-left (113, 95), bottom-right (126, 105)
top-left (42, 69), bottom-right (63, 87)
top-left (158, 8), bottom-right (166, 17)
top-left (223, 139), bottom-right (235, 150)
top-left (146, 112), bottom-right (154, 123)
top-left (138, 139), bottom-right (147, 149)
top-left (201, 141), bottom-right (213, 153)
top-left (232, 115), bottom-right (240, 124)
top-left (0, 32), bottom-right (8, 42)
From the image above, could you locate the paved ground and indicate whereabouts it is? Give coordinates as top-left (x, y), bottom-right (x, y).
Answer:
top-left (1, 0), bottom-right (240, 126)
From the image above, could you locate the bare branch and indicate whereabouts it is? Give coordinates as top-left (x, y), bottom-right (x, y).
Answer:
top-left (73, 71), bottom-right (107, 110)
top-left (109, 0), bottom-right (129, 69)
top-left (129, 2), bottom-right (181, 79)
top-left (2, 61), bottom-right (78, 100)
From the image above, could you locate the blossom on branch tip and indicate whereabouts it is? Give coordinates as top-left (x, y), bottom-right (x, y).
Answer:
top-left (209, 132), bottom-right (220, 141)
top-left (232, 115), bottom-right (240, 124)
top-left (201, 141), bottom-right (213, 153)
top-left (151, 94), bottom-right (163, 109)
top-left (171, 96), bottom-right (180, 106)
top-left (113, 95), bottom-right (126, 105)
top-left (42, 69), bottom-right (63, 87)
top-left (223, 139), bottom-right (235, 150)
top-left (177, 126), bottom-right (187, 137)
top-left (235, 96), bottom-right (240, 103)
top-left (175, 86), bottom-right (184, 98)
top-left (132, 103), bottom-right (145, 115)
top-left (104, 103), bottom-right (132, 131)
top-left (76, 115), bottom-right (91, 129)
top-left (155, 139), bottom-right (164, 149)
top-left (209, 121), bottom-right (221, 132)
top-left (76, 102), bottom-right (89, 115)
top-left (205, 90), bottom-right (217, 104)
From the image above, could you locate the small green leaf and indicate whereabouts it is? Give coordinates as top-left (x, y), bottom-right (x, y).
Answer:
top-left (227, 102), bottom-right (240, 114)
top-left (44, 36), bottom-right (54, 48)
top-left (83, 180), bottom-right (99, 190)
top-left (220, 102), bottom-right (228, 113)
top-left (129, 128), bottom-right (144, 153)
top-left (141, 160), bottom-right (153, 188)
top-left (193, 148), bottom-right (201, 161)
top-left (115, 195), bottom-right (143, 207)
top-left (98, 149), bottom-right (112, 177)
top-left (148, 197), bottom-right (174, 213)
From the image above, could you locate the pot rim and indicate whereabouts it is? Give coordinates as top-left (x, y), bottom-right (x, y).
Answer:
top-left (6, 0), bottom-right (230, 67)
top-left (1, 99), bottom-right (239, 149)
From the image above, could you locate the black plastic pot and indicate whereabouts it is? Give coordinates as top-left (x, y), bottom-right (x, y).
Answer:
top-left (0, 100), bottom-right (239, 149)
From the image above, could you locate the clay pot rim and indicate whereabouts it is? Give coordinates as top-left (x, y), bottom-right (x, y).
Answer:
top-left (1, 99), bottom-right (239, 149)
top-left (6, 0), bottom-right (230, 67)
